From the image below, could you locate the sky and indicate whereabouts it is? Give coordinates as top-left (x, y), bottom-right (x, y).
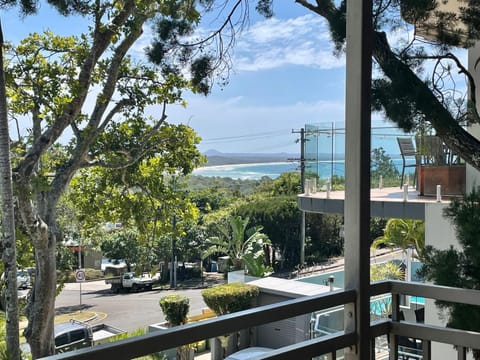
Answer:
top-left (2, 1), bottom-right (407, 155)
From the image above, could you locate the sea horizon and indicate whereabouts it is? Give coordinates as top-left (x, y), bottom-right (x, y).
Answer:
top-left (192, 159), bottom-right (411, 180)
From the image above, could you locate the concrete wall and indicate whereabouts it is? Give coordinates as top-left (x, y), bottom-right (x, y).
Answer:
top-left (424, 203), bottom-right (473, 359)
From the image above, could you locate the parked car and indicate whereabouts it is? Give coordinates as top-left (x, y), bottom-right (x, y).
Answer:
top-left (54, 320), bottom-right (124, 353)
top-left (17, 269), bottom-right (31, 289)
top-left (225, 347), bottom-right (274, 360)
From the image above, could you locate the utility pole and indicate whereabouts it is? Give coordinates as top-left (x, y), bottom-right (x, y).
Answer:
top-left (292, 128), bottom-right (306, 265)
top-left (171, 214), bottom-right (177, 288)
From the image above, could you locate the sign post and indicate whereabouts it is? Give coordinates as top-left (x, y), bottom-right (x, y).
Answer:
top-left (75, 268), bottom-right (85, 308)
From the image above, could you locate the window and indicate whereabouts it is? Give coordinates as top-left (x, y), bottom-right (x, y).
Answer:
top-left (70, 329), bottom-right (86, 343)
top-left (55, 334), bottom-right (69, 347)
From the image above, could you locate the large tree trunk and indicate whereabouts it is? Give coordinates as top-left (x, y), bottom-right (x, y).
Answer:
top-left (296, 0), bottom-right (480, 172)
top-left (19, 191), bottom-right (57, 359)
top-left (373, 31), bottom-right (480, 171)
top-left (0, 19), bottom-right (20, 360)
top-left (24, 230), bottom-right (56, 358)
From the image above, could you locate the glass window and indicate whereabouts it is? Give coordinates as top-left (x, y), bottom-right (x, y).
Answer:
top-left (70, 329), bottom-right (86, 343)
top-left (55, 334), bottom-right (69, 347)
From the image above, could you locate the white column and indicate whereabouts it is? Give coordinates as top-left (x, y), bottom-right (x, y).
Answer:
top-left (344, 1), bottom-right (373, 359)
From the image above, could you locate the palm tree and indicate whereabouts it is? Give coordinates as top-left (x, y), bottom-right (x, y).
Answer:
top-left (371, 218), bottom-right (425, 260)
top-left (203, 216), bottom-right (271, 275)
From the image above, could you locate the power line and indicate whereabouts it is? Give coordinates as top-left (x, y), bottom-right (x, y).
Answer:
top-left (200, 129), bottom-right (291, 144)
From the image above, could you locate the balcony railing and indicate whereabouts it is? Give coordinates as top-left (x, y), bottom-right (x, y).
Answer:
top-left (42, 281), bottom-right (480, 360)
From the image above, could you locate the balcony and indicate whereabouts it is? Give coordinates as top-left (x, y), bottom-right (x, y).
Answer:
top-left (42, 280), bottom-right (480, 360)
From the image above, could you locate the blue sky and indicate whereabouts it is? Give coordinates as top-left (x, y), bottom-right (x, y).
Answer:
top-left (3, 1), bottom-right (400, 155)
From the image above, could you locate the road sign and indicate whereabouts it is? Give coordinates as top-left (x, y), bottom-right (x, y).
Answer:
top-left (75, 269), bottom-right (86, 282)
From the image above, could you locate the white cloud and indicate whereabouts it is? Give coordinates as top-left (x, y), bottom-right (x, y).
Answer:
top-left (130, 14), bottom-right (342, 73)
top-left (234, 14), bottom-right (343, 71)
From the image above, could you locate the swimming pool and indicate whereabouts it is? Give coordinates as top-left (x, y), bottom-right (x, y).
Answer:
top-left (297, 262), bottom-right (426, 309)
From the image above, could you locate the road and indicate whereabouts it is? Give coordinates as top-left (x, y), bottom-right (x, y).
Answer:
top-left (55, 281), bottom-right (209, 332)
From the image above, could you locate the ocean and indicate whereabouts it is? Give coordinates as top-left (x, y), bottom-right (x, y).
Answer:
top-left (192, 159), bottom-right (412, 180)
top-left (192, 162), bottom-right (299, 180)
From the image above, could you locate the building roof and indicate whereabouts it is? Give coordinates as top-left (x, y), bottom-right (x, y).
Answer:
top-left (248, 276), bottom-right (334, 298)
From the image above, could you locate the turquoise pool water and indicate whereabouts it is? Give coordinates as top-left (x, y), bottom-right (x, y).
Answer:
top-left (297, 262), bottom-right (426, 308)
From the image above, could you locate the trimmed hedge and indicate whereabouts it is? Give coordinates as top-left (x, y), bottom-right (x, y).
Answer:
top-left (159, 294), bottom-right (190, 325)
top-left (201, 282), bottom-right (259, 315)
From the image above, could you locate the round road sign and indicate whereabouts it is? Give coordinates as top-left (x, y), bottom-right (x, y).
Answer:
top-left (75, 269), bottom-right (86, 282)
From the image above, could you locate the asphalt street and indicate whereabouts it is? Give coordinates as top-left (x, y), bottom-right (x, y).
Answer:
top-left (55, 280), bottom-right (209, 333)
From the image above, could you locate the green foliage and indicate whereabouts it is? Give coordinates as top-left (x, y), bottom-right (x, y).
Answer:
top-left (370, 262), bottom-right (404, 319)
top-left (61, 268), bottom-right (103, 283)
top-left (5, 1), bottom-right (219, 356)
top-left (268, 172), bottom-right (301, 196)
top-left (203, 216), bottom-right (270, 272)
top-left (188, 175), bottom-right (261, 197)
top-left (201, 283), bottom-right (259, 315)
top-left (371, 262), bottom-right (404, 282)
top-left (236, 196), bottom-right (300, 268)
top-left (67, 123), bottom-right (203, 233)
top-left (371, 218), bottom-right (425, 260)
top-left (0, 312), bottom-right (6, 359)
top-left (421, 188), bottom-right (480, 358)
top-left (108, 327), bottom-right (166, 359)
top-left (56, 244), bottom-right (76, 273)
top-left (371, 147), bottom-right (399, 187)
top-left (242, 235), bottom-right (273, 277)
top-left (159, 294), bottom-right (190, 326)
top-left (100, 229), bottom-right (141, 271)
top-left (15, 231), bottom-right (34, 270)
top-left (305, 213), bottom-right (344, 264)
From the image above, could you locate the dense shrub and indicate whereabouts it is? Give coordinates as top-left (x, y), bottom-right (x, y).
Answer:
top-left (61, 268), bottom-right (104, 282)
top-left (201, 282), bottom-right (259, 315)
top-left (85, 268), bottom-right (104, 280)
top-left (159, 294), bottom-right (190, 325)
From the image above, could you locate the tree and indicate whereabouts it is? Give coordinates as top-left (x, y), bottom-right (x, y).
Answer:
top-left (420, 188), bottom-right (480, 359)
top-left (4, 1), bottom-right (213, 357)
top-left (0, 2), bottom-right (63, 359)
top-left (306, 212), bottom-right (344, 263)
top-left (371, 147), bottom-right (399, 186)
top-left (100, 229), bottom-right (142, 273)
top-left (203, 215), bottom-right (270, 273)
top-left (371, 218), bottom-right (425, 260)
top-left (283, 1), bottom-right (480, 172)
top-left (237, 196), bottom-right (301, 268)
